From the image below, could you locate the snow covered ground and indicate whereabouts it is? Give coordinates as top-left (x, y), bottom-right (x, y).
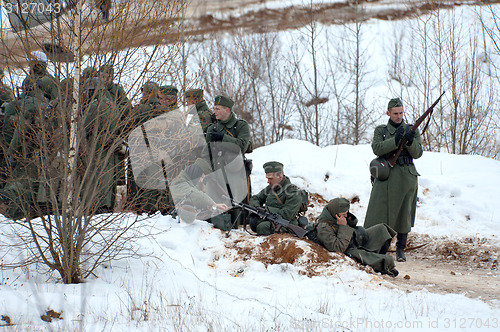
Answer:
top-left (1, 139), bottom-right (499, 331)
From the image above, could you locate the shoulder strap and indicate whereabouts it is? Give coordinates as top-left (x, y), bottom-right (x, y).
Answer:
top-left (273, 191), bottom-right (284, 205)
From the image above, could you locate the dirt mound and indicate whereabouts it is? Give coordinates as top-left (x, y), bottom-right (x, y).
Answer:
top-left (403, 233), bottom-right (499, 270)
top-left (223, 233), bottom-right (361, 277)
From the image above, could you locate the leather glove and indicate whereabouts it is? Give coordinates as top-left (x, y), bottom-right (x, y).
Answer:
top-left (211, 127), bottom-right (224, 142)
top-left (395, 126), bottom-right (405, 146)
top-left (404, 130), bottom-right (416, 146)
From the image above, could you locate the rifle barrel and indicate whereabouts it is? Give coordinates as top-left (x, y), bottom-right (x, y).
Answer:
top-left (387, 91), bottom-right (445, 167)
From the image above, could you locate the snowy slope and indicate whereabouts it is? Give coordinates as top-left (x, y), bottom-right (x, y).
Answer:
top-left (1, 140), bottom-right (499, 331)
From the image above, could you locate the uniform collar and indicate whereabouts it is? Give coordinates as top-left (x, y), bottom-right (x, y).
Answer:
top-left (387, 119), bottom-right (405, 134)
top-left (219, 112), bottom-right (237, 127)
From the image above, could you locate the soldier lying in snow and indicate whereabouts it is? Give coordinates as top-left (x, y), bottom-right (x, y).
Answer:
top-left (313, 197), bottom-right (399, 277)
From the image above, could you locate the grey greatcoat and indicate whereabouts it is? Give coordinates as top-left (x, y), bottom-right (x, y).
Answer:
top-left (315, 201), bottom-right (397, 276)
top-left (364, 120), bottom-right (423, 234)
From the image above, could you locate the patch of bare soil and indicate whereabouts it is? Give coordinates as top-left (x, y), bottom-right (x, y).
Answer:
top-left (222, 233), bottom-right (365, 277)
top-left (219, 230), bottom-right (500, 306)
top-left (384, 233), bottom-right (500, 306)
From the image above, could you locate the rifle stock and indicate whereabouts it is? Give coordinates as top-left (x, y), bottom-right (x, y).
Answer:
top-left (227, 197), bottom-right (308, 238)
top-left (387, 91), bottom-right (445, 167)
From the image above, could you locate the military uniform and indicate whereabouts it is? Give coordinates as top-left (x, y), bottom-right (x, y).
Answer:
top-left (0, 81), bottom-right (60, 219)
top-left (249, 165), bottom-right (302, 235)
top-left (170, 158), bottom-right (215, 211)
top-left (316, 198), bottom-right (398, 276)
top-left (205, 112), bottom-right (250, 155)
top-left (81, 79), bottom-right (123, 213)
top-left (21, 64), bottom-right (59, 102)
top-left (99, 65), bottom-right (130, 112)
top-left (130, 85), bottom-right (178, 215)
top-left (203, 95), bottom-right (251, 228)
top-left (364, 98), bottom-right (423, 262)
top-left (184, 89), bottom-right (214, 134)
top-left (0, 83), bottom-right (14, 107)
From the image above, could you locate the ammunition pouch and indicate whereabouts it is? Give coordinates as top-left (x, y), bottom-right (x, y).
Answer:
top-left (244, 158), bottom-right (253, 174)
top-left (297, 215), bottom-right (309, 227)
top-left (396, 155), bottom-right (413, 166)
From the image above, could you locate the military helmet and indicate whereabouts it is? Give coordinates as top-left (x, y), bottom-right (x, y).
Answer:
top-left (370, 157), bottom-right (390, 181)
top-left (28, 50), bottom-right (48, 64)
top-left (142, 81), bottom-right (159, 95)
top-left (159, 85), bottom-right (178, 96)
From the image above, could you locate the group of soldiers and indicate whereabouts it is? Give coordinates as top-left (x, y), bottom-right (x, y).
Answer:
top-left (0, 50), bottom-right (422, 278)
top-left (0, 50), bottom-right (217, 219)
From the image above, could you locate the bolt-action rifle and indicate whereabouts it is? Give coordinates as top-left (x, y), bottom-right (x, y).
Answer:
top-left (226, 197), bottom-right (308, 238)
top-left (387, 91), bottom-right (446, 167)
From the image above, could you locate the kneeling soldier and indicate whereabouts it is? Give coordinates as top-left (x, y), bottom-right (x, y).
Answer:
top-left (249, 161), bottom-right (302, 235)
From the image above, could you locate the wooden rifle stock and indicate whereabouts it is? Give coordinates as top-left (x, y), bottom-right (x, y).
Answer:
top-left (387, 91), bottom-right (445, 167)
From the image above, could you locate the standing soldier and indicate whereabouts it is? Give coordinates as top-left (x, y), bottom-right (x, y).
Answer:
top-left (204, 95), bottom-right (251, 229)
top-left (184, 88), bottom-right (213, 134)
top-left (0, 79), bottom-right (49, 219)
top-left (81, 77), bottom-right (123, 213)
top-left (0, 68), bottom-right (15, 189)
top-left (99, 64), bottom-right (130, 112)
top-left (130, 85), bottom-right (178, 215)
top-left (157, 85), bottom-right (178, 110)
top-left (22, 51), bottom-right (58, 102)
top-left (99, 64), bottom-right (130, 190)
top-left (364, 97), bottom-right (423, 262)
top-left (0, 68), bottom-right (14, 107)
top-left (126, 81), bottom-right (160, 212)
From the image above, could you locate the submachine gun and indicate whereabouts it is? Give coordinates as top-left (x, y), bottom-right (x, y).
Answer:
top-left (225, 196), bottom-right (308, 238)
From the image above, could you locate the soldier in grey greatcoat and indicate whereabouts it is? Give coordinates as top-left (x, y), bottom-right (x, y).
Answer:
top-left (364, 98), bottom-right (423, 262)
top-left (316, 198), bottom-right (398, 277)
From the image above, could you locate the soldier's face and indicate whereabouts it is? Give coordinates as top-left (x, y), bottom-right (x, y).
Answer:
top-left (387, 106), bottom-right (404, 124)
top-left (266, 172), bottom-right (283, 188)
top-left (186, 96), bottom-right (196, 105)
top-left (100, 72), bottom-right (113, 85)
top-left (213, 105), bottom-right (231, 121)
top-left (158, 93), bottom-right (176, 106)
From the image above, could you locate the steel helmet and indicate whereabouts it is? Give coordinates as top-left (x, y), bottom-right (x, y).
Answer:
top-left (370, 157), bottom-right (390, 181)
top-left (28, 51), bottom-right (48, 63)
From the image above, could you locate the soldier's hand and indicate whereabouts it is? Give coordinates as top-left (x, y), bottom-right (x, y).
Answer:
top-left (395, 125), bottom-right (405, 145)
top-left (211, 127), bottom-right (224, 142)
top-left (256, 207), bottom-right (266, 214)
top-left (336, 213), bottom-right (347, 225)
top-left (404, 130), bottom-right (416, 146)
top-left (213, 203), bottom-right (229, 212)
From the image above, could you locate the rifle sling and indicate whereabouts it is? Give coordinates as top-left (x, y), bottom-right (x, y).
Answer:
top-left (273, 191), bottom-right (284, 205)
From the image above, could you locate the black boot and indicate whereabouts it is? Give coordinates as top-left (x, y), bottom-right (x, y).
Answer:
top-left (396, 233), bottom-right (408, 262)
